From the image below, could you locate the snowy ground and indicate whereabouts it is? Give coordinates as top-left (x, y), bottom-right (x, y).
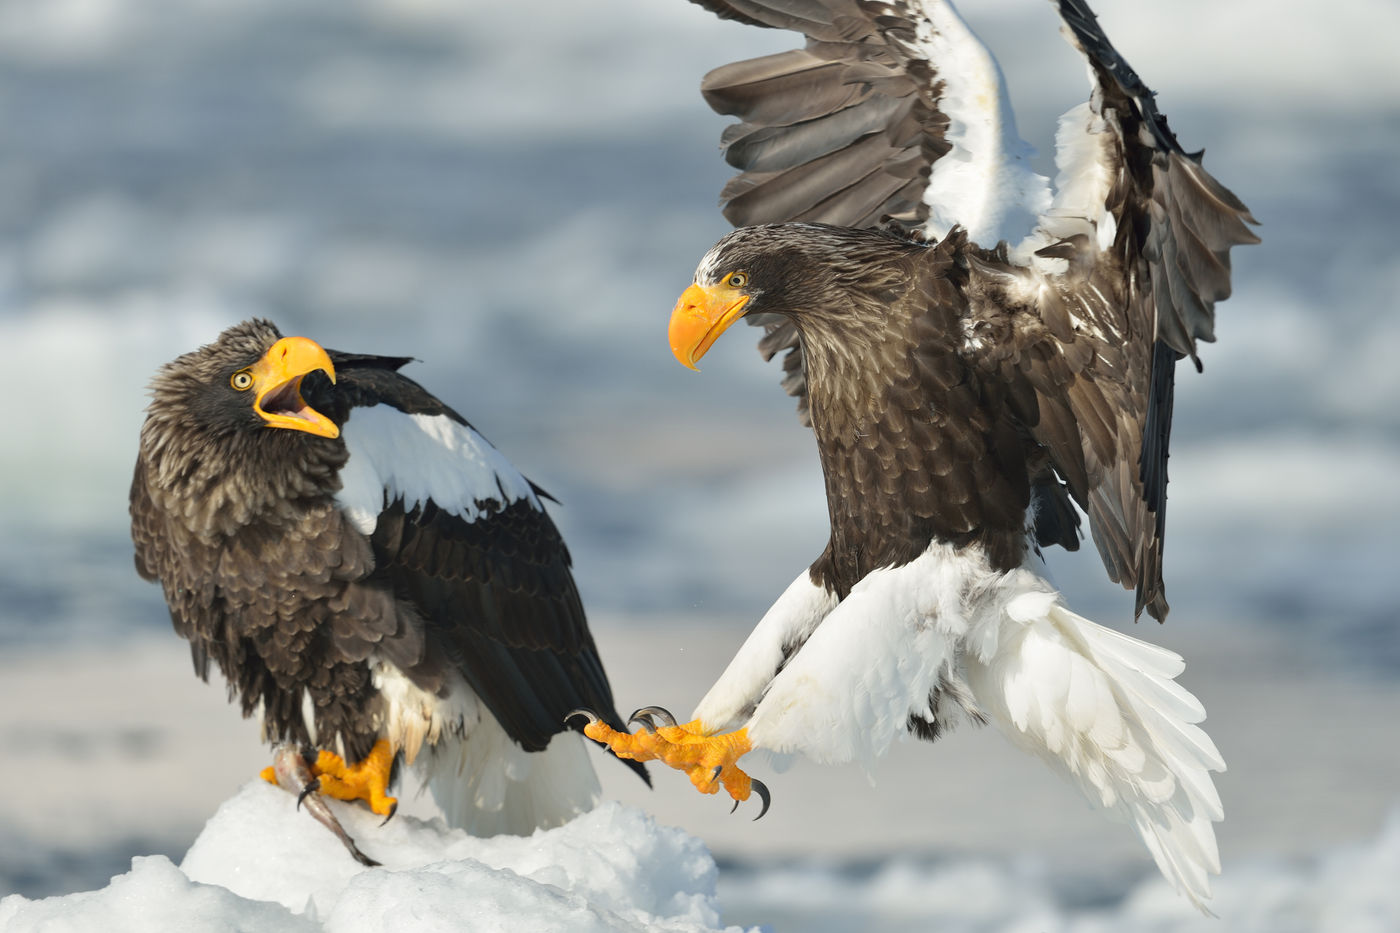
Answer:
top-left (0, 787), bottom-right (745, 933)
top-left (4, 780), bottom-right (1399, 933)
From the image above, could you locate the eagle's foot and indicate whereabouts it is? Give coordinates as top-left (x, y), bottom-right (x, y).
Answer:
top-left (568, 706), bottom-right (770, 819)
top-left (260, 738), bottom-right (398, 821)
top-left (309, 739), bottom-right (399, 821)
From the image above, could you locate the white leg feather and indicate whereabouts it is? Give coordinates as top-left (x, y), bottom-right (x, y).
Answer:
top-left (963, 577), bottom-right (1225, 912)
top-left (739, 547), bottom-right (981, 765)
top-left (701, 541), bottom-right (1223, 910)
top-left (692, 569), bottom-right (839, 733)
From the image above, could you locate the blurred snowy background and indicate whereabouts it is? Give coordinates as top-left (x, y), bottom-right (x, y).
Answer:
top-left (1, 0), bottom-right (1398, 929)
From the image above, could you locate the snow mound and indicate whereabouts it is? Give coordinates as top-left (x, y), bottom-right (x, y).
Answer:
top-left (0, 782), bottom-right (748, 933)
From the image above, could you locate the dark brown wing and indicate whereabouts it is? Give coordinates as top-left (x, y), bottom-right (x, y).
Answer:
top-left (366, 494), bottom-right (624, 753)
top-left (965, 0), bottom-right (1258, 620)
top-left (130, 456), bottom-right (216, 670)
top-left (695, 0), bottom-right (946, 230)
top-left (331, 366), bottom-right (647, 781)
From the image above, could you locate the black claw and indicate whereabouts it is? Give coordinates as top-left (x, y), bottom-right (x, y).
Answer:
top-left (709, 765), bottom-right (723, 786)
top-left (565, 708), bottom-right (600, 728)
top-left (379, 800), bottom-right (398, 827)
top-left (750, 778), bottom-right (772, 821)
top-left (630, 706), bottom-right (678, 728)
top-left (296, 778), bottom-right (320, 811)
top-left (730, 798), bottom-right (740, 815)
top-left (347, 843), bottom-right (381, 868)
top-left (626, 710), bottom-right (657, 733)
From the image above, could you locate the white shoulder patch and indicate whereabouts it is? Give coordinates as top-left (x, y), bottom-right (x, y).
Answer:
top-left (335, 405), bottom-right (540, 535)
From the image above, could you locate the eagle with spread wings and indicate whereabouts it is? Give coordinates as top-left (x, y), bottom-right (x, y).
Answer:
top-left (578, 0), bottom-right (1256, 910)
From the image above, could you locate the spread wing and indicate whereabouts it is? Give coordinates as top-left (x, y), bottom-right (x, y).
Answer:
top-left (331, 362), bottom-right (643, 770)
top-left (963, 0), bottom-right (1257, 621)
top-left (691, 0), bottom-right (1049, 426)
top-left (685, 0), bottom-right (1257, 617)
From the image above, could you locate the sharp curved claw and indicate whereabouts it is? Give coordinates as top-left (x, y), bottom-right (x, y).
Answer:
top-left (749, 778), bottom-right (771, 821)
top-left (379, 799), bottom-right (398, 827)
top-left (347, 843), bottom-right (381, 868)
top-left (627, 710), bottom-right (657, 733)
top-left (710, 765), bottom-right (723, 786)
top-left (565, 708), bottom-right (601, 728)
top-left (630, 706), bottom-right (678, 729)
top-left (730, 798), bottom-right (740, 815)
top-left (296, 778), bottom-right (320, 811)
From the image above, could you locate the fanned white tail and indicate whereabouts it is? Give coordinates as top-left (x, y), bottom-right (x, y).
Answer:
top-left (419, 711), bottom-right (601, 837)
top-left (964, 588), bottom-right (1225, 911)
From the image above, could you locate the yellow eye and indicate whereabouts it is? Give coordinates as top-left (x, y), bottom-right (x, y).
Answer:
top-left (727, 272), bottom-right (748, 288)
top-left (230, 370), bottom-right (254, 391)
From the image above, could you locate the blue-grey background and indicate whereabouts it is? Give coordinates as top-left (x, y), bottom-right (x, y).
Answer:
top-left (1, 0), bottom-right (1397, 926)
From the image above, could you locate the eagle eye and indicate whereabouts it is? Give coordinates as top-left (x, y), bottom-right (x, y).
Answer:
top-left (727, 272), bottom-right (749, 288)
top-left (230, 370), bottom-right (254, 391)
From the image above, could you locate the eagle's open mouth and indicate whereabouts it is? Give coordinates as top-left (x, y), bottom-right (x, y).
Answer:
top-left (259, 376), bottom-right (314, 420)
top-left (249, 336), bottom-right (339, 438)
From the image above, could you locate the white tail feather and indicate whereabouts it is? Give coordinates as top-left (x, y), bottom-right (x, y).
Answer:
top-left (965, 588), bottom-right (1225, 912)
top-left (418, 710), bottom-right (600, 837)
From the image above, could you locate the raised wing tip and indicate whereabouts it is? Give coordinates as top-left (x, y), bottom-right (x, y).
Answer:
top-left (685, 0), bottom-right (772, 29)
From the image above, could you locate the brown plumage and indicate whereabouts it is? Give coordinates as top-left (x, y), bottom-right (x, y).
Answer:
top-left (688, 224), bottom-right (1037, 591)
top-left (131, 319), bottom-right (644, 838)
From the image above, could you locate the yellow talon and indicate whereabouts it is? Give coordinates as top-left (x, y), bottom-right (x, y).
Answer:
top-left (582, 716), bottom-right (761, 807)
top-left (312, 740), bottom-right (398, 819)
top-left (257, 739), bottom-right (398, 819)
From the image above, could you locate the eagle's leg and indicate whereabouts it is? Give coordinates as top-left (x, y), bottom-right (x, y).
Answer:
top-left (570, 708), bottom-right (769, 818)
top-left (259, 739), bottom-right (399, 821)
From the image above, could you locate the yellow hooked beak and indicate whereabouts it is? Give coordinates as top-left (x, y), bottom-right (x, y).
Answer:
top-left (245, 336), bottom-right (339, 439)
top-left (668, 282), bottom-right (751, 370)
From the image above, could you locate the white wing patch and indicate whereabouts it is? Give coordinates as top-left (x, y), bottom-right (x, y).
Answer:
top-left (912, 0), bottom-right (1050, 246)
top-left (1012, 100), bottom-right (1119, 267)
top-left (335, 405), bottom-right (540, 535)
